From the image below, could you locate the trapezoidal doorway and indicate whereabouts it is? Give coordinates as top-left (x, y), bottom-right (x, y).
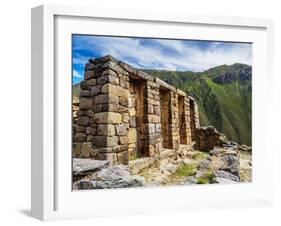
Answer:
top-left (159, 88), bottom-right (173, 149)
top-left (128, 78), bottom-right (148, 159)
top-left (189, 98), bottom-right (196, 141)
top-left (178, 95), bottom-right (187, 144)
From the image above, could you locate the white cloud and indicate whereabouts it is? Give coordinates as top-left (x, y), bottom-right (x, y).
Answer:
top-left (73, 36), bottom-right (252, 72)
top-left (73, 69), bottom-right (82, 78)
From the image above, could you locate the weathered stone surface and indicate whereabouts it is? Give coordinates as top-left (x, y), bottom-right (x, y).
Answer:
top-left (75, 125), bottom-right (85, 133)
top-left (80, 90), bottom-right (91, 97)
top-left (74, 132), bottom-right (86, 142)
top-left (155, 123), bottom-right (161, 133)
top-left (128, 128), bottom-right (137, 143)
top-left (214, 177), bottom-right (237, 184)
top-left (101, 83), bottom-right (129, 98)
top-left (97, 124), bottom-right (115, 136)
top-left (147, 104), bottom-right (154, 114)
top-left (220, 154), bottom-right (239, 176)
top-left (144, 123), bottom-right (155, 134)
top-left (84, 71), bottom-right (94, 80)
top-left (129, 116), bottom-right (136, 127)
top-left (73, 158), bottom-right (109, 176)
top-left (115, 123), bottom-right (129, 136)
top-left (94, 112), bottom-right (122, 124)
top-left (161, 163), bottom-right (177, 174)
top-left (85, 63), bottom-right (95, 71)
top-left (91, 85), bottom-right (101, 96)
top-left (154, 105), bottom-right (161, 115)
top-left (117, 151), bottom-right (129, 165)
top-left (77, 116), bottom-right (89, 126)
top-left (92, 136), bottom-right (119, 147)
top-left (214, 170), bottom-right (239, 182)
top-left (75, 180), bottom-right (94, 190)
top-left (73, 142), bottom-right (82, 156)
top-left (119, 136), bottom-right (129, 145)
top-left (147, 115), bottom-right (160, 123)
top-left (119, 96), bottom-right (129, 107)
top-left (94, 94), bottom-right (108, 104)
top-left (129, 157), bottom-right (155, 174)
top-left (129, 108), bottom-right (136, 116)
top-left (81, 142), bottom-right (92, 158)
top-left (79, 98), bottom-right (93, 110)
top-left (122, 113), bottom-right (130, 123)
top-left (85, 127), bottom-right (96, 135)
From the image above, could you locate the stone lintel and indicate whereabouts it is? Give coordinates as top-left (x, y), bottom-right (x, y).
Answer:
top-left (155, 78), bottom-right (176, 92)
top-left (176, 89), bottom-right (186, 97)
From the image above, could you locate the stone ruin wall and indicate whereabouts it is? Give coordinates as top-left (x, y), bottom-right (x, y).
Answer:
top-left (73, 55), bottom-right (200, 165)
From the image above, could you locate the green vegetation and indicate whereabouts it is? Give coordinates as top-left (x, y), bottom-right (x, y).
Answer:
top-left (174, 164), bottom-right (198, 177)
top-left (196, 170), bottom-right (216, 184)
top-left (192, 152), bottom-right (209, 161)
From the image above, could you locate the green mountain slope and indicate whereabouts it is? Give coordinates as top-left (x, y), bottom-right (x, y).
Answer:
top-left (73, 63), bottom-right (251, 145)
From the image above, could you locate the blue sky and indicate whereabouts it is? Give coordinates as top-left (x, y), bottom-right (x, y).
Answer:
top-left (72, 35), bottom-right (252, 84)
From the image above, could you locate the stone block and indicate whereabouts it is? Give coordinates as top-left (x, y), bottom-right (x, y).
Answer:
top-left (155, 123), bottom-right (161, 133)
top-left (79, 98), bottom-right (93, 110)
top-left (97, 75), bottom-right (108, 85)
top-left (97, 124), bottom-right (115, 136)
top-left (91, 85), bottom-right (101, 96)
top-left (80, 90), bottom-right (91, 97)
top-left (85, 127), bottom-right (96, 135)
top-left (129, 116), bottom-right (136, 127)
top-left (119, 136), bottom-right (129, 145)
top-left (73, 142), bottom-right (82, 156)
top-left (115, 123), bottom-right (129, 136)
top-left (85, 63), bottom-right (95, 71)
top-left (117, 151), bottom-right (129, 165)
top-left (122, 113), bottom-right (130, 123)
top-left (92, 136), bottom-right (119, 147)
top-left (128, 128), bottom-right (137, 144)
top-left (75, 126), bottom-right (85, 133)
top-left (147, 115), bottom-right (160, 123)
top-left (154, 105), bottom-right (161, 115)
top-left (144, 123), bottom-right (155, 134)
top-left (84, 71), bottom-right (94, 80)
top-left (81, 142), bottom-right (92, 158)
top-left (147, 104), bottom-right (154, 114)
top-left (92, 104), bottom-right (103, 113)
top-left (77, 116), bottom-right (89, 126)
top-left (119, 96), bottom-right (129, 107)
top-left (129, 108), bottom-right (136, 116)
top-left (87, 78), bottom-right (96, 86)
top-left (74, 132), bottom-right (86, 142)
top-left (94, 94), bottom-right (107, 104)
top-left (101, 83), bottom-right (129, 98)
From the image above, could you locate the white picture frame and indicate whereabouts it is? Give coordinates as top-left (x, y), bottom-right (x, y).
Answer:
top-left (31, 4), bottom-right (274, 221)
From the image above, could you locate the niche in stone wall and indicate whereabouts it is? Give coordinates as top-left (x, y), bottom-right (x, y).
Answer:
top-left (159, 88), bottom-right (173, 149)
top-left (178, 96), bottom-right (187, 144)
top-left (128, 78), bottom-right (147, 159)
top-left (189, 99), bottom-right (196, 141)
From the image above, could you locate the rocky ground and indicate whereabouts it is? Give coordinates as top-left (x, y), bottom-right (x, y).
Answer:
top-left (73, 143), bottom-right (252, 190)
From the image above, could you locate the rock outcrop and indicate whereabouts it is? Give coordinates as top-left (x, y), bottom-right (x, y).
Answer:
top-left (73, 159), bottom-right (145, 190)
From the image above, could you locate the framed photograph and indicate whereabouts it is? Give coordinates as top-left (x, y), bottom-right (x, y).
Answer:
top-left (31, 4), bottom-right (274, 221)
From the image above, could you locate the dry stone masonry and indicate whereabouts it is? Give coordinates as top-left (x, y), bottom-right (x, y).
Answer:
top-left (73, 55), bottom-right (200, 165)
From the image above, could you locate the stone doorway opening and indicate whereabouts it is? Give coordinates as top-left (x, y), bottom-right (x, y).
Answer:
top-left (128, 78), bottom-right (147, 158)
top-left (178, 96), bottom-right (187, 144)
top-left (159, 88), bottom-right (173, 149)
top-left (189, 98), bottom-right (196, 141)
